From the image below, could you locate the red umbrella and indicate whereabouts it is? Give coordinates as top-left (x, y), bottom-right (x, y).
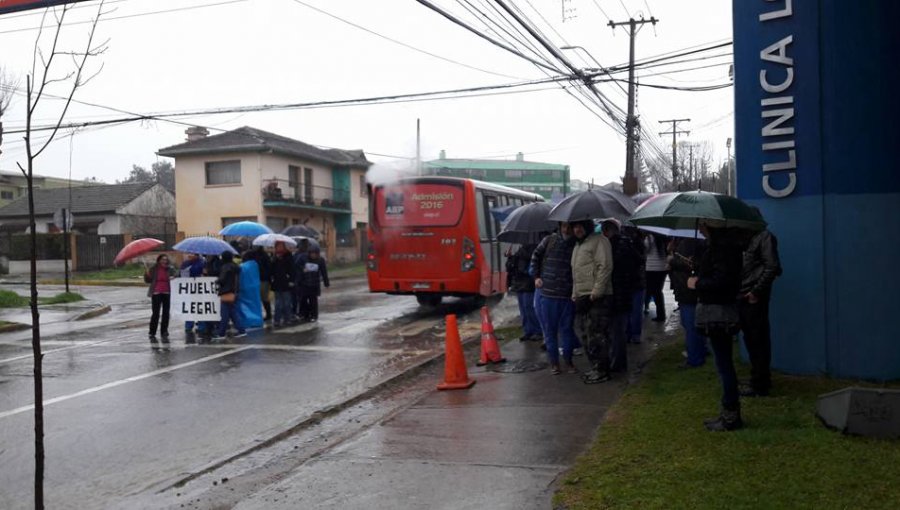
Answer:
top-left (114, 238), bottom-right (164, 266)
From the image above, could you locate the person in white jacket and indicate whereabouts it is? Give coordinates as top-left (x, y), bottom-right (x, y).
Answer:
top-left (570, 220), bottom-right (614, 383)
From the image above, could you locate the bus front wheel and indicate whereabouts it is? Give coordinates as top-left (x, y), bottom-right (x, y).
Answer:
top-left (416, 294), bottom-right (442, 307)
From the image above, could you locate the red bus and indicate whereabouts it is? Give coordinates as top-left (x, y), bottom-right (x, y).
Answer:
top-left (366, 177), bottom-right (544, 306)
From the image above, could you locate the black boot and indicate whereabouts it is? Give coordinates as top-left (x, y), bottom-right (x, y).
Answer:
top-left (704, 407), bottom-right (743, 431)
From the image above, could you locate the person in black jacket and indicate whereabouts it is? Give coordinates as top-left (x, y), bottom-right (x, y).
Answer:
top-left (507, 243), bottom-right (541, 342)
top-left (688, 225), bottom-right (744, 431)
top-left (254, 246), bottom-right (273, 322)
top-left (298, 246), bottom-right (329, 322)
top-left (669, 237), bottom-right (708, 367)
top-left (739, 227), bottom-right (782, 397)
top-left (270, 241), bottom-right (296, 327)
top-left (601, 220), bottom-right (640, 372)
top-left (214, 251), bottom-right (246, 340)
top-left (531, 223), bottom-right (578, 374)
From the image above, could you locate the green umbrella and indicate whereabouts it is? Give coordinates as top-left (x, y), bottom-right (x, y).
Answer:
top-left (629, 191), bottom-right (767, 231)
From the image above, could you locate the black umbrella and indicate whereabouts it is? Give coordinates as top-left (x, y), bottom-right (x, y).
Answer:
top-left (547, 189), bottom-right (636, 222)
top-left (497, 202), bottom-right (555, 244)
top-left (281, 224), bottom-right (319, 239)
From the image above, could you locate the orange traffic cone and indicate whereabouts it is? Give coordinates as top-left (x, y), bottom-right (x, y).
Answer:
top-left (437, 314), bottom-right (476, 391)
top-left (476, 306), bottom-right (506, 366)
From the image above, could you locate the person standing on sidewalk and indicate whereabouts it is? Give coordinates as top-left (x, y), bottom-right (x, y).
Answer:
top-left (570, 220), bottom-right (614, 383)
top-left (739, 226), bottom-right (782, 397)
top-left (644, 233), bottom-right (669, 322)
top-left (601, 220), bottom-right (640, 372)
top-left (179, 253), bottom-right (205, 338)
top-left (254, 246), bottom-right (273, 323)
top-left (669, 237), bottom-right (708, 368)
top-left (270, 241), bottom-right (296, 327)
top-left (145, 254), bottom-right (176, 347)
top-left (298, 246), bottom-right (329, 322)
top-left (214, 251), bottom-right (246, 340)
top-left (688, 225), bottom-right (744, 431)
top-left (531, 223), bottom-right (577, 374)
top-left (507, 243), bottom-right (541, 342)
top-left (624, 227), bottom-right (646, 344)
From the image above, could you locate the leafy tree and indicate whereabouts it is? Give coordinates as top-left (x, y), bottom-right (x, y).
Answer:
top-left (120, 160), bottom-right (174, 191)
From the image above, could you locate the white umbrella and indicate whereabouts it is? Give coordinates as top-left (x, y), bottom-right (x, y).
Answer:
top-left (636, 225), bottom-right (705, 240)
top-left (252, 233), bottom-right (298, 247)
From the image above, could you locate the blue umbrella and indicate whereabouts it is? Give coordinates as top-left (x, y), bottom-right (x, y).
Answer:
top-left (173, 237), bottom-right (238, 256)
top-left (219, 221), bottom-right (273, 237)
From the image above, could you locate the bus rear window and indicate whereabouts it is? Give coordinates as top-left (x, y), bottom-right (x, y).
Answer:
top-left (374, 183), bottom-right (464, 227)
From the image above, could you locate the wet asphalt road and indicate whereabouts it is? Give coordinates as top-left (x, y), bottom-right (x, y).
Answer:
top-left (0, 278), bottom-right (517, 509)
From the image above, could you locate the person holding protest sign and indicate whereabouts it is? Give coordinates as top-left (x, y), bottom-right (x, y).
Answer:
top-left (145, 254), bottom-right (177, 348)
top-left (213, 251), bottom-right (247, 340)
top-left (179, 253), bottom-right (205, 339)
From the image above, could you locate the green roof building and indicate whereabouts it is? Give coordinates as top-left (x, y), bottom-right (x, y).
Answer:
top-left (423, 151), bottom-right (569, 200)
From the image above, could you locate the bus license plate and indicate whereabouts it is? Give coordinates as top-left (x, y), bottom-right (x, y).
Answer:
top-left (411, 283), bottom-right (431, 289)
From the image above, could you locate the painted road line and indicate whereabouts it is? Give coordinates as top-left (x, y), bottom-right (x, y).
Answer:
top-left (187, 343), bottom-right (432, 356)
top-left (0, 346), bottom-right (254, 420)
top-left (0, 335), bottom-right (147, 365)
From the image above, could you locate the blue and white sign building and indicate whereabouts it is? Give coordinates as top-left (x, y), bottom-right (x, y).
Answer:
top-left (734, 1), bottom-right (900, 379)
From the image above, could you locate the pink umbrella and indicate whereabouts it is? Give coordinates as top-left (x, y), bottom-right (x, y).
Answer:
top-left (114, 238), bottom-right (164, 266)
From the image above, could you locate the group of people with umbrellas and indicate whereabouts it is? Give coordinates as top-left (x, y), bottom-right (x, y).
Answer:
top-left (115, 220), bottom-right (328, 346)
top-left (501, 188), bottom-right (781, 432)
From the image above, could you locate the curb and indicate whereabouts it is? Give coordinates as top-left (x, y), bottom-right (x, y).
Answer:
top-left (165, 323), bottom-right (492, 491)
top-left (39, 279), bottom-right (146, 287)
top-left (0, 322), bottom-right (30, 333)
top-left (73, 304), bottom-right (112, 321)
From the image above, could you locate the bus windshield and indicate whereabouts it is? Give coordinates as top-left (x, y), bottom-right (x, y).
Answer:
top-left (374, 182), bottom-right (464, 228)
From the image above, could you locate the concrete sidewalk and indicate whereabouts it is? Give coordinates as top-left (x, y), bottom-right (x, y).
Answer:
top-left (230, 314), bottom-right (679, 510)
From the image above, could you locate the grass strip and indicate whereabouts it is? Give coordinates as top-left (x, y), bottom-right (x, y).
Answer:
top-left (0, 290), bottom-right (85, 308)
top-left (76, 263), bottom-right (145, 281)
top-left (555, 343), bottom-right (900, 510)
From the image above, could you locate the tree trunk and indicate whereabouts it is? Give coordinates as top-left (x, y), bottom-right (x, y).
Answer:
top-left (25, 75), bottom-right (45, 510)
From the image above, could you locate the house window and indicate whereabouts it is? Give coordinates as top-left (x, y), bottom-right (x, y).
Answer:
top-left (266, 216), bottom-right (287, 232)
top-left (0, 191), bottom-right (13, 200)
top-left (205, 160), bottom-right (241, 185)
top-left (303, 167), bottom-right (314, 203)
top-left (504, 170), bottom-right (523, 180)
top-left (359, 175), bottom-right (368, 198)
top-left (288, 165), bottom-right (300, 199)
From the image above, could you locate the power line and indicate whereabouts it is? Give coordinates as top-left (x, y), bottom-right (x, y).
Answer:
top-left (289, 0), bottom-right (525, 81)
top-left (3, 75), bottom-right (580, 135)
top-left (0, 0), bottom-right (249, 35)
top-left (590, 0), bottom-right (612, 22)
top-left (413, 0), bottom-right (566, 74)
top-left (617, 0), bottom-right (631, 17)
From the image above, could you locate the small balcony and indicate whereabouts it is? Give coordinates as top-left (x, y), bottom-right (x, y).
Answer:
top-left (262, 179), bottom-right (351, 213)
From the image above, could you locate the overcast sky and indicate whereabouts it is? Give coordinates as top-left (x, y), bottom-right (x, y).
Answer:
top-left (0, 0), bottom-right (733, 186)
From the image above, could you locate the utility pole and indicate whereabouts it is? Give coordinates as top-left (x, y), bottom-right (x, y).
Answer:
top-left (659, 118), bottom-right (690, 190)
top-left (608, 16), bottom-right (658, 196)
top-left (689, 143), bottom-right (694, 187)
top-left (726, 137), bottom-right (733, 196)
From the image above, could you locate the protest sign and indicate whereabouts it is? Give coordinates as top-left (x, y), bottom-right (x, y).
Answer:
top-left (171, 277), bottom-right (220, 320)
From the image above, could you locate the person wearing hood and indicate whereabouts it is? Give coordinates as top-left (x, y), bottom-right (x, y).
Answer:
top-left (270, 241), bottom-right (296, 327)
top-left (530, 223), bottom-right (577, 374)
top-left (297, 245), bottom-right (329, 322)
top-left (570, 219), bottom-right (614, 383)
top-left (213, 251), bottom-right (246, 340)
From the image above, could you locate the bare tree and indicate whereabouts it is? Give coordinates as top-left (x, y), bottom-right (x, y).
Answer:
top-left (0, 67), bottom-right (17, 159)
top-left (13, 4), bottom-right (108, 508)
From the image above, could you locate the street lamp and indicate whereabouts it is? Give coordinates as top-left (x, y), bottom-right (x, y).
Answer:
top-left (560, 45), bottom-right (604, 71)
top-left (726, 137), bottom-right (733, 196)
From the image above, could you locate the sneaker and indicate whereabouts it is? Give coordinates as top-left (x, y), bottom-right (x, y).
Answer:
top-left (310, 318), bottom-right (317, 323)
top-left (739, 385), bottom-right (770, 397)
top-left (550, 364), bottom-right (561, 375)
top-left (582, 370), bottom-right (612, 384)
top-left (161, 334), bottom-right (170, 343)
top-left (211, 335), bottom-right (227, 342)
top-left (704, 409), bottom-right (743, 431)
top-left (573, 348), bottom-right (584, 357)
top-left (565, 362), bottom-right (578, 374)
top-left (233, 331), bottom-right (248, 338)
top-left (148, 334), bottom-right (157, 342)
